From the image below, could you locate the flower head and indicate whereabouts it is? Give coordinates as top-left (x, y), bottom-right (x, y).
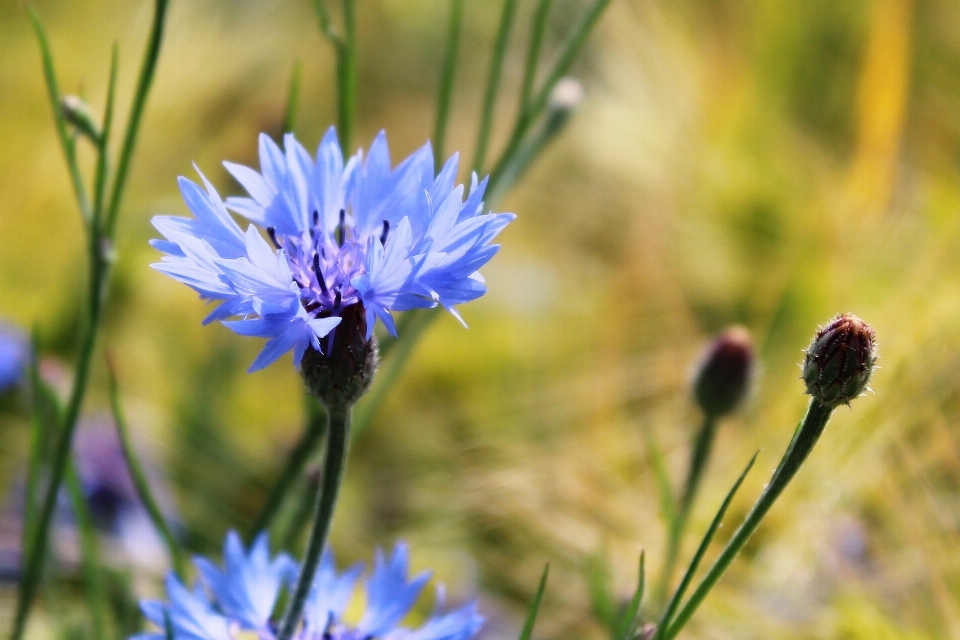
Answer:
top-left (135, 533), bottom-right (483, 640)
top-left (692, 326), bottom-right (755, 419)
top-left (802, 313), bottom-right (877, 407)
top-left (152, 129), bottom-right (514, 374)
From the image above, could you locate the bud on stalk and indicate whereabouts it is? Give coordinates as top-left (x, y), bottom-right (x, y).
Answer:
top-left (693, 326), bottom-right (755, 419)
top-left (660, 313), bottom-right (877, 640)
top-left (802, 313), bottom-right (876, 407)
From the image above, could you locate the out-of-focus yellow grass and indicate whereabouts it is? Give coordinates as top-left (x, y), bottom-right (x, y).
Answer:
top-left (4, 0), bottom-right (960, 637)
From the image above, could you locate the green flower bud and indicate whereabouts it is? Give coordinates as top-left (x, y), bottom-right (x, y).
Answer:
top-left (299, 303), bottom-right (378, 409)
top-left (693, 326), bottom-right (755, 419)
top-left (60, 95), bottom-right (101, 144)
top-left (802, 313), bottom-right (877, 407)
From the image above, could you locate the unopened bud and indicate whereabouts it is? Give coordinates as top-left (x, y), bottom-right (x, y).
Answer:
top-left (802, 313), bottom-right (877, 407)
top-left (61, 95), bottom-right (101, 144)
top-left (299, 304), bottom-right (378, 409)
top-left (693, 326), bottom-right (755, 419)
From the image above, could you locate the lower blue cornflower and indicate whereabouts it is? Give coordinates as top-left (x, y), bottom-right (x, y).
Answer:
top-left (134, 532), bottom-right (483, 640)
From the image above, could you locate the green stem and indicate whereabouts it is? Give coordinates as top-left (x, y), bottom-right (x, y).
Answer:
top-left (104, 0), bottom-right (170, 239)
top-left (662, 400), bottom-right (834, 639)
top-left (92, 45), bottom-right (118, 229)
top-left (11, 4), bottom-right (169, 635)
top-left (519, 0), bottom-right (552, 113)
top-left (473, 0), bottom-right (519, 174)
top-left (276, 405), bottom-right (351, 640)
top-left (11, 282), bottom-right (103, 640)
top-left (251, 397), bottom-right (326, 536)
top-left (109, 361), bottom-right (186, 578)
top-left (337, 0), bottom-right (357, 156)
top-left (433, 0), bottom-right (465, 168)
top-left (487, 0), bottom-right (610, 194)
top-left (654, 453), bottom-right (757, 640)
top-left (658, 415), bottom-right (717, 603)
top-left (65, 462), bottom-right (108, 640)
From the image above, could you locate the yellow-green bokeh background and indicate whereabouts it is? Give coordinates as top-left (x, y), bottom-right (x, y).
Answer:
top-left (3, 0), bottom-right (960, 638)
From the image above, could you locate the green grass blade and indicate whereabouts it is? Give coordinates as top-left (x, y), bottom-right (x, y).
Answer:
top-left (615, 552), bottom-right (645, 640)
top-left (283, 60), bottom-right (303, 135)
top-left (473, 0), bottom-right (520, 174)
top-left (26, 7), bottom-right (92, 224)
top-left (519, 564), bottom-right (550, 640)
top-left (107, 357), bottom-right (186, 578)
top-left (645, 427), bottom-right (675, 531)
top-left (433, 0), bottom-right (465, 168)
top-left (104, 0), bottom-right (170, 238)
top-left (655, 452), bottom-right (758, 639)
top-left (65, 461), bottom-right (108, 640)
top-left (586, 551), bottom-right (616, 633)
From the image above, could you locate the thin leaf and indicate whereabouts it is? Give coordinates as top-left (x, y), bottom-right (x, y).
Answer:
top-left (645, 427), bottom-right (675, 531)
top-left (615, 552), bottom-right (645, 640)
top-left (26, 7), bottom-right (92, 224)
top-left (107, 356), bottom-right (186, 577)
top-left (92, 44), bottom-right (119, 229)
top-left (519, 564), bottom-right (550, 640)
top-left (655, 452), bottom-right (758, 639)
top-left (283, 60), bottom-right (303, 135)
top-left (586, 550), bottom-right (617, 633)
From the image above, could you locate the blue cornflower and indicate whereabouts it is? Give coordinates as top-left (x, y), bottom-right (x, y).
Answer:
top-left (135, 532), bottom-right (484, 640)
top-left (152, 129), bottom-right (513, 372)
top-left (0, 321), bottom-right (28, 393)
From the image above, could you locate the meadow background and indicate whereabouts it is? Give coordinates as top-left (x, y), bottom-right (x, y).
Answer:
top-left (3, 0), bottom-right (960, 638)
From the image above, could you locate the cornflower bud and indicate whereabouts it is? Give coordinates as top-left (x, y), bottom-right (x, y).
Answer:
top-left (60, 95), bottom-right (101, 144)
top-left (545, 77), bottom-right (584, 134)
top-left (299, 303), bottom-right (378, 409)
top-left (693, 326), bottom-right (755, 419)
top-left (802, 313), bottom-right (877, 407)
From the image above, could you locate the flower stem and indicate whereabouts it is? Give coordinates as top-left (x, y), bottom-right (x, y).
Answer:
top-left (337, 0), bottom-right (357, 156)
top-left (433, 0), bottom-right (465, 168)
top-left (661, 399), bottom-right (834, 639)
top-left (473, 0), bottom-right (519, 174)
top-left (276, 404), bottom-right (351, 640)
top-left (657, 415), bottom-right (717, 603)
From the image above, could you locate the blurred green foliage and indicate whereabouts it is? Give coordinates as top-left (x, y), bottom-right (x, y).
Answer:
top-left (4, 0), bottom-right (960, 638)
